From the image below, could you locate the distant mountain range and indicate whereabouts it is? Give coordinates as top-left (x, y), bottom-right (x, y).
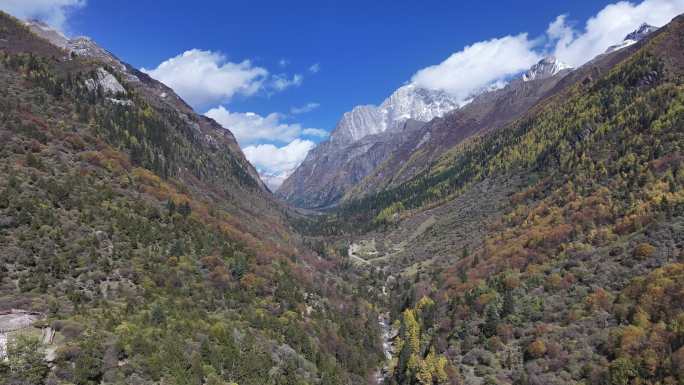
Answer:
top-left (277, 23), bottom-right (658, 209)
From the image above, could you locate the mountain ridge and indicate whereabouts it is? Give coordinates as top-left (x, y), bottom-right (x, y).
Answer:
top-left (22, 19), bottom-right (268, 193)
top-left (0, 12), bottom-right (386, 384)
top-left (279, 22), bottom-right (661, 209)
top-left (314, 14), bottom-right (684, 384)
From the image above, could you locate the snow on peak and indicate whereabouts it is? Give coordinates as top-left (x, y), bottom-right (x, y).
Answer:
top-left (330, 105), bottom-right (385, 143)
top-left (605, 23), bottom-right (658, 54)
top-left (381, 83), bottom-right (461, 125)
top-left (522, 56), bottom-right (572, 82)
top-left (330, 83), bottom-right (460, 143)
top-left (625, 23), bottom-right (658, 42)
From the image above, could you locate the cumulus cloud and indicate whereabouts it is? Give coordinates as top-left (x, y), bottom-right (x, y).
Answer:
top-left (291, 102), bottom-right (320, 114)
top-left (205, 105), bottom-right (326, 146)
top-left (278, 58), bottom-right (289, 67)
top-left (243, 139), bottom-right (316, 189)
top-left (308, 63), bottom-right (320, 73)
top-left (411, 34), bottom-right (541, 103)
top-left (141, 49), bottom-right (267, 109)
top-left (410, 0), bottom-right (684, 102)
top-left (548, 0), bottom-right (684, 66)
top-left (0, 0), bottom-right (85, 31)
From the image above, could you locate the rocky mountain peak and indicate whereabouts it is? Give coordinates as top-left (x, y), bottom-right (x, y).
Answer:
top-left (23, 19), bottom-right (69, 48)
top-left (23, 20), bottom-right (136, 80)
top-left (329, 105), bottom-right (385, 144)
top-left (329, 83), bottom-right (460, 144)
top-left (522, 56), bottom-right (572, 82)
top-left (625, 23), bottom-right (658, 41)
top-left (380, 83), bottom-right (461, 127)
top-left (605, 23), bottom-right (659, 53)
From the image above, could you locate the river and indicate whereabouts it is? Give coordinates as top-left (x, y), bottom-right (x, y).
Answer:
top-left (374, 312), bottom-right (394, 384)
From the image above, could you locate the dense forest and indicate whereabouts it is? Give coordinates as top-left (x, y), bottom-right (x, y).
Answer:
top-left (349, 15), bottom-right (684, 385)
top-left (0, 13), bottom-right (383, 385)
top-left (0, 7), bottom-right (683, 385)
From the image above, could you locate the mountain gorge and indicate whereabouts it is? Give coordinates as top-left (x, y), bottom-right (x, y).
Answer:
top-left (317, 14), bottom-right (684, 385)
top-left (0, 6), bottom-right (683, 385)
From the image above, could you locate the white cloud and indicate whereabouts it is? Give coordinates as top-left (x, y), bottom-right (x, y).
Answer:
top-left (411, 34), bottom-right (541, 103)
top-left (0, 0), bottom-right (85, 31)
top-left (270, 73), bottom-right (303, 91)
top-left (206, 105), bottom-right (326, 188)
top-left (141, 49), bottom-right (267, 109)
top-left (243, 139), bottom-right (316, 189)
top-left (548, 0), bottom-right (684, 66)
top-left (205, 105), bottom-right (325, 145)
top-left (302, 128), bottom-right (328, 137)
top-left (278, 58), bottom-right (290, 67)
top-left (291, 102), bottom-right (320, 114)
top-left (410, 0), bottom-right (684, 102)
top-left (308, 63), bottom-right (320, 73)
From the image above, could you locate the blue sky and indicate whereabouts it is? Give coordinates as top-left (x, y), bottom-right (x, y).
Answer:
top-left (3, 0), bottom-right (684, 187)
top-left (69, 0), bottom-right (621, 130)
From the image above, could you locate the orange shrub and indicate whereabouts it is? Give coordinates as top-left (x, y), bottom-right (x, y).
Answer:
top-left (80, 151), bottom-right (106, 167)
top-left (132, 167), bottom-right (162, 187)
top-left (586, 288), bottom-right (614, 312)
top-left (545, 273), bottom-right (562, 291)
top-left (527, 339), bottom-right (547, 358)
top-left (633, 243), bottom-right (656, 259)
top-left (617, 325), bottom-right (645, 355)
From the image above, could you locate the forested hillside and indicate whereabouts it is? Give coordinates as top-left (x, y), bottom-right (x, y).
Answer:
top-left (0, 12), bottom-right (382, 385)
top-left (1, 6), bottom-right (684, 385)
top-left (313, 14), bottom-right (684, 385)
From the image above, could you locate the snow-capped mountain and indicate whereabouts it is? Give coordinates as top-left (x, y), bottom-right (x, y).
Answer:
top-left (278, 56), bottom-right (573, 208)
top-left (522, 56), bottom-right (572, 82)
top-left (605, 23), bottom-right (659, 53)
top-left (329, 105), bottom-right (385, 143)
top-left (278, 82), bottom-right (460, 207)
top-left (330, 83), bottom-right (461, 143)
top-left (625, 23), bottom-right (659, 41)
top-left (280, 21), bottom-right (659, 209)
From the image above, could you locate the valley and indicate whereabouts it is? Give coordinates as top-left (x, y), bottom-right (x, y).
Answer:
top-left (292, 14), bottom-right (684, 385)
top-left (0, 4), bottom-right (682, 385)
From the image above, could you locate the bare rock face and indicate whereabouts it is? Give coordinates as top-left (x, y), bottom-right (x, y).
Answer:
top-left (329, 84), bottom-right (461, 145)
top-left (277, 84), bottom-right (460, 208)
top-left (278, 119), bottom-right (425, 208)
top-left (330, 105), bottom-right (386, 144)
top-left (84, 67), bottom-right (127, 95)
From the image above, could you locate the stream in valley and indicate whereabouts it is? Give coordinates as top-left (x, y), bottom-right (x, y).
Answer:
top-left (375, 312), bottom-right (394, 384)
